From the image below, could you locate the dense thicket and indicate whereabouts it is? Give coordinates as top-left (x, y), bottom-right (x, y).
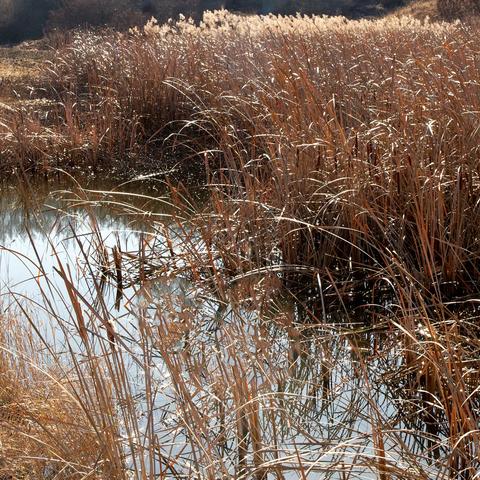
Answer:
top-left (0, 0), bottom-right (57, 42)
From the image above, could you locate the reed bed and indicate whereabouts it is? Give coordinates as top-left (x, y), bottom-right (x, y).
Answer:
top-left (1, 10), bottom-right (480, 479)
top-left (3, 216), bottom-right (480, 478)
top-left (3, 13), bottom-right (480, 292)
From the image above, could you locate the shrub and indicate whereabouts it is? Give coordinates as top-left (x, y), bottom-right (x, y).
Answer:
top-left (47, 0), bottom-right (147, 31)
top-left (437, 0), bottom-right (480, 18)
top-left (0, 0), bottom-right (57, 42)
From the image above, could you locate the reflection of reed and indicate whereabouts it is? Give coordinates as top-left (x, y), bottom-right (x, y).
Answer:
top-left (2, 184), bottom-right (480, 477)
top-left (4, 208), bottom-right (480, 478)
top-left (0, 177), bottom-right (171, 244)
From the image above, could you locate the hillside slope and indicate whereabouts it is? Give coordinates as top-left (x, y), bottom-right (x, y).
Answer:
top-left (392, 0), bottom-right (439, 18)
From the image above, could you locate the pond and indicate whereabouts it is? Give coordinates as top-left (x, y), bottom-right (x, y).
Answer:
top-left (0, 175), bottom-right (473, 479)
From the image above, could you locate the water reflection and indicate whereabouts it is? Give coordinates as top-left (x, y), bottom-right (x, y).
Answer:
top-left (1, 177), bottom-right (479, 478)
top-left (0, 175), bottom-right (172, 343)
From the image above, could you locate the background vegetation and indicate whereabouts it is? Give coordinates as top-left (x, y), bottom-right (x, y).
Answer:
top-left (0, 0), bottom-right (406, 43)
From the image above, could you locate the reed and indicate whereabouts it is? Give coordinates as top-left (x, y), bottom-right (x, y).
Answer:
top-left (4, 12), bottom-right (480, 293)
top-left (2, 10), bottom-right (480, 479)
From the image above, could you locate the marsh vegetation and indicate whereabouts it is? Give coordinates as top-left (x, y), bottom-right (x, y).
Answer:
top-left (1, 10), bottom-right (480, 479)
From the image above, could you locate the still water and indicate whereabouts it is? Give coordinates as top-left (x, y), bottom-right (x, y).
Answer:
top-left (0, 176), bottom-right (172, 320)
top-left (0, 176), bottom-right (463, 479)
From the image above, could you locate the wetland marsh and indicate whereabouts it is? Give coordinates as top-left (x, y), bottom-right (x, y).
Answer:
top-left (1, 11), bottom-right (480, 479)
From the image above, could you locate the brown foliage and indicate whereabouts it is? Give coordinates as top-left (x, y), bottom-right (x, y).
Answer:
top-left (437, 0), bottom-right (480, 18)
top-left (47, 0), bottom-right (148, 30)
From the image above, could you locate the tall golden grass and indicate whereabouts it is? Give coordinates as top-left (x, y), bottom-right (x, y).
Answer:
top-left (1, 10), bottom-right (480, 479)
top-left (5, 13), bottom-right (480, 291)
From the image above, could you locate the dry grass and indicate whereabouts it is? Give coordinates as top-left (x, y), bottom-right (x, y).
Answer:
top-left (0, 311), bottom-right (105, 479)
top-left (0, 44), bottom-right (51, 101)
top-left (3, 220), bottom-right (480, 478)
top-left (1, 12), bottom-right (474, 173)
top-left (390, 0), bottom-right (440, 19)
top-left (2, 10), bottom-right (480, 479)
top-left (390, 0), bottom-right (480, 20)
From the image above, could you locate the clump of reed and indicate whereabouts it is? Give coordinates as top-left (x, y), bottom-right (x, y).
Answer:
top-left (3, 10), bottom-right (480, 479)
top-left (0, 309), bottom-right (108, 478)
top-left (5, 12), bottom-right (480, 296)
top-left (4, 221), bottom-right (480, 478)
